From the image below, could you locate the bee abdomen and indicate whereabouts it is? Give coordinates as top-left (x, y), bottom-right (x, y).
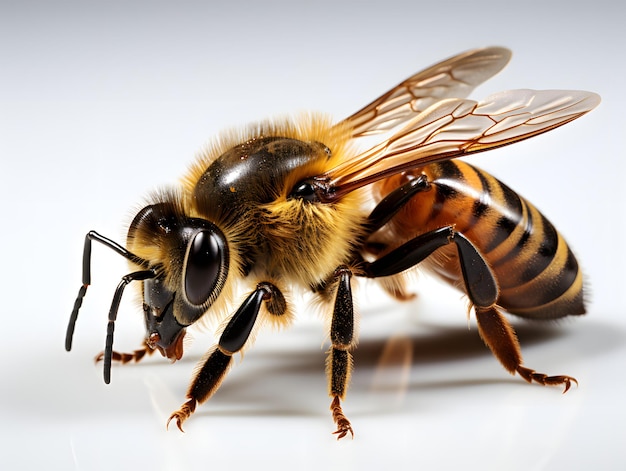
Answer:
top-left (490, 199), bottom-right (585, 319)
top-left (471, 165), bottom-right (584, 319)
top-left (390, 160), bottom-right (585, 320)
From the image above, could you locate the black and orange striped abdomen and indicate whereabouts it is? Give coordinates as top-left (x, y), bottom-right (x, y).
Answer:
top-left (375, 160), bottom-right (585, 319)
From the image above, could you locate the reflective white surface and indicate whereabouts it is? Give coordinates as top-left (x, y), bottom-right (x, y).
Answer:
top-left (1, 1), bottom-right (624, 469)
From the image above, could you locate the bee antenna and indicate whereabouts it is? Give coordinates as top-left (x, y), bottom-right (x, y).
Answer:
top-left (65, 284), bottom-right (88, 351)
top-left (103, 270), bottom-right (156, 384)
top-left (66, 230), bottom-right (150, 352)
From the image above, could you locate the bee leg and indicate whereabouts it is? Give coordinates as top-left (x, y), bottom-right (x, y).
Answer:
top-left (364, 226), bottom-right (497, 306)
top-left (167, 282), bottom-right (286, 432)
top-left (366, 174), bottom-right (430, 232)
top-left (94, 339), bottom-right (156, 365)
top-left (326, 266), bottom-right (355, 440)
top-left (363, 227), bottom-right (576, 391)
top-left (413, 228), bottom-right (575, 391)
top-left (446, 233), bottom-right (577, 391)
top-left (363, 175), bottom-right (431, 301)
top-left (475, 306), bottom-right (577, 392)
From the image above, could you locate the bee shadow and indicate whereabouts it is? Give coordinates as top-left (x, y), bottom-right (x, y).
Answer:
top-left (188, 315), bottom-right (621, 418)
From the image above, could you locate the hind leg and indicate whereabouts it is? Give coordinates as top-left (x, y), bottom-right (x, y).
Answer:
top-left (363, 225), bottom-right (576, 391)
top-left (475, 306), bottom-right (576, 391)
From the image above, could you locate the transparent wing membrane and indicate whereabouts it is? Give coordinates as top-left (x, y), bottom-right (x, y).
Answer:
top-left (322, 89), bottom-right (600, 198)
top-left (342, 47), bottom-right (512, 138)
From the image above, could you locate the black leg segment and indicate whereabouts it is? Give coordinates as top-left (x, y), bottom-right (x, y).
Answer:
top-left (330, 267), bottom-right (354, 348)
top-left (325, 266), bottom-right (356, 439)
top-left (363, 226), bottom-right (498, 309)
top-left (219, 282), bottom-right (283, 354)
top-left (366, 174), bottom-right (430, 232)
top-left (168, 281), bottom-right (287, 432)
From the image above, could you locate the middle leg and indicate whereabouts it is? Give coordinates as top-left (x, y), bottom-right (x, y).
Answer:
top-left (325, 266), bottom-right (356, 439)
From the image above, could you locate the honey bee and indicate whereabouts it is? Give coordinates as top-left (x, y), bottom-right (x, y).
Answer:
top-left (66, 47), bottom-right (600, 439)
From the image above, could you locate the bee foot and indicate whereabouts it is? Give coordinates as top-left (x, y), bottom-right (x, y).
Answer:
top-left (330, 396), bottom-right (354, 440)
top-left (94, 341), bottom-right (152, 365)
top-left (166, 398), bottom-right (197, 432)
top-left (517, 366), bottom-right (578, 393)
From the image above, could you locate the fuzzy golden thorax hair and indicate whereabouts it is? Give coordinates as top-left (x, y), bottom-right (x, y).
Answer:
top-left (181, 113), bottom-right (370, 288)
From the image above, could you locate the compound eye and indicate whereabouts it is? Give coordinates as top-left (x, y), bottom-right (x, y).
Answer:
top-left (184, 229), bottom-right (227, 306)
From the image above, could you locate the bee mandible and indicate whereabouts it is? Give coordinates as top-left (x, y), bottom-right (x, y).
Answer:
top-left (66, 47), bottom-right (600, 439)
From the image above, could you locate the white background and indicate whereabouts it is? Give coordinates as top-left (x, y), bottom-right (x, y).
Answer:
top-left (1, 1), bottom-right (624, 469)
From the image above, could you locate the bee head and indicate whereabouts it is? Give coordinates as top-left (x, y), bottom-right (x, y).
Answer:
top-left (128, 197), bottom-right (230, 360)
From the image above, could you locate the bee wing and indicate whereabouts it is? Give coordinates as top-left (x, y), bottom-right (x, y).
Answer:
top-left (341, 47), bottom-right (512, 138)
top-left (322, 89), bottom-right (600, 199)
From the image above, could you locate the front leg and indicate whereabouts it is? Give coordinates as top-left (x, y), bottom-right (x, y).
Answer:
top-left (94, 339), bottom-right (156, 365)
top-left (326, 266), bottom-right (356, 439)
top-left (167, 282), bottom-right (286, 432)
